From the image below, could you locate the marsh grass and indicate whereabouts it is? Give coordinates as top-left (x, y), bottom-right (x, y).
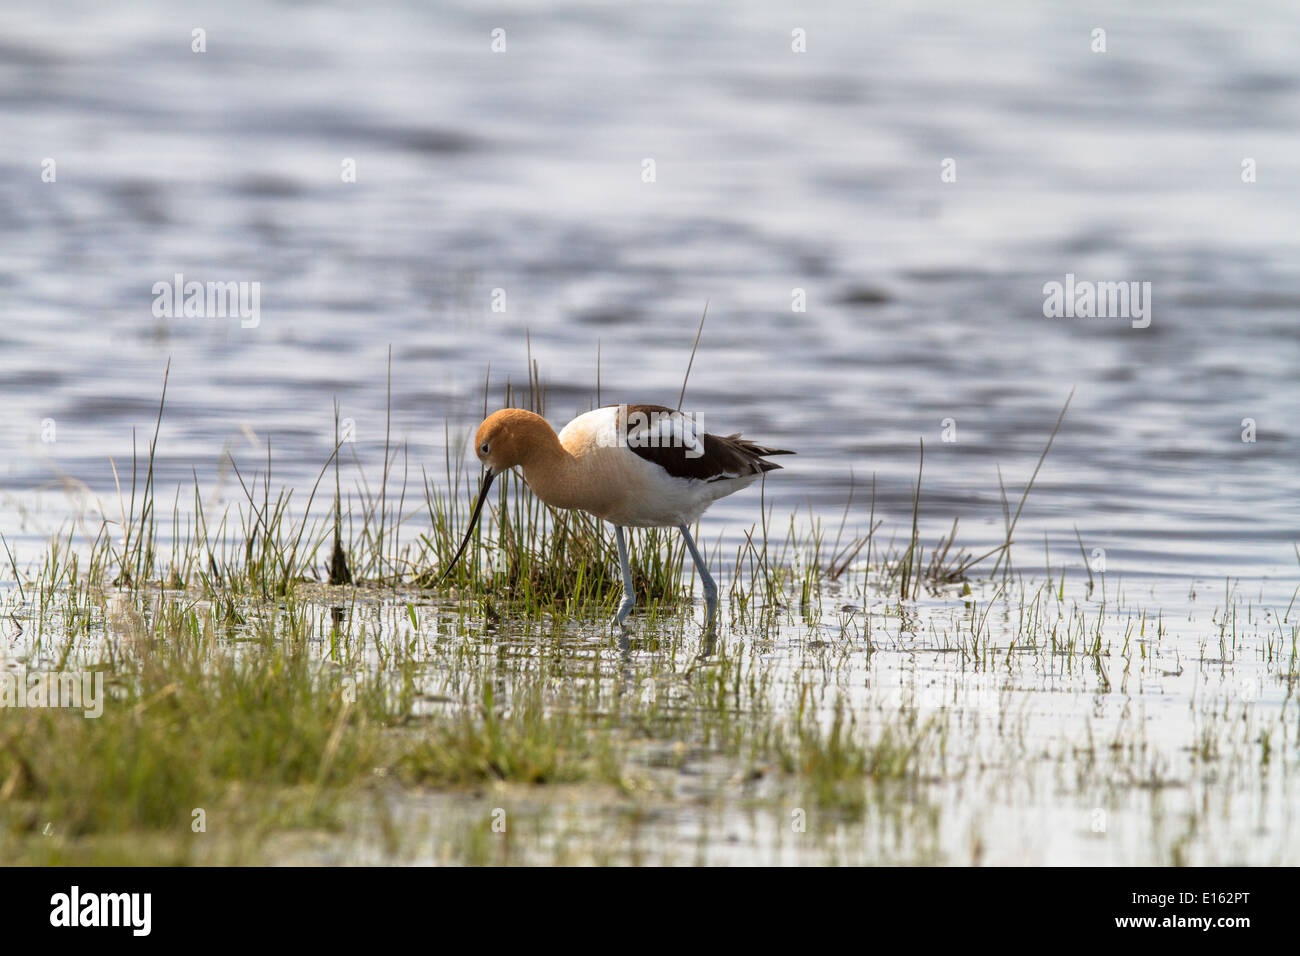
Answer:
top-left (395, 678), bottom-right (620, 787)
top-left (33, 355), bottom-right (1054, 630)
top-left (2, 531), bottom-right (1295, 863)
top-left (9, 362), bottom-right (1284, 864)
top-left (0, 605), bottom-right (392, 858)
top-left (776, 693), bottom-right (940, 817)
top-left (1, 362), bottom-right (1066, 722)
top-left (0, 577), bottom-right (961, 863)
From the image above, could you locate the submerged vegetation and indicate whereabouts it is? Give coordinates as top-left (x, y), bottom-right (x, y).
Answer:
top-left (1, 367), bottom-right (1297, 865)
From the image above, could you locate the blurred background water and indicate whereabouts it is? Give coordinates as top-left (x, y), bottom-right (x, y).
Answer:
top-left (1, 0), bottom-right (1297, 593)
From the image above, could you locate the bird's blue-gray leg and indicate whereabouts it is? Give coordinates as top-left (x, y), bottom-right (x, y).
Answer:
top-left (612, 525), bottom-right (636, 627)
top-left (679, 523), bottom-right (718, 628)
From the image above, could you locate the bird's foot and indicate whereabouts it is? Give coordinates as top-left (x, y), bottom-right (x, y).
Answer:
top-left (701, 585), bottom-right (718, 632)
top-left (611, 595), bottom-right (636, 629)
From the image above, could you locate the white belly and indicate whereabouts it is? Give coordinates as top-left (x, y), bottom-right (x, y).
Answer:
top-left (550, 407), bottom-right (759, 527)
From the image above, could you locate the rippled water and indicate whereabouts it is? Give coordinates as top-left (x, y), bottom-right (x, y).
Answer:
top-left (2, 0), bottom-right (1298, 591)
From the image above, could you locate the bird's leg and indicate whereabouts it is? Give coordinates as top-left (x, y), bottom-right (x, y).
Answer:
top-left (678, 523), bottom-right (718, 630)
top-left (612, 525), bottom-right (636, 628)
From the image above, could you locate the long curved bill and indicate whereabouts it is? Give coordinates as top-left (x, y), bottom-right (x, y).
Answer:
top-left (437, 468), bottom-right (495, 585)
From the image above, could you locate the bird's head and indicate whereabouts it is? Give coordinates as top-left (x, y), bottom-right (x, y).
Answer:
top-left (472, 408), bottom-right (548, 474)
top-left (439, 408), bottom-right (552, 585)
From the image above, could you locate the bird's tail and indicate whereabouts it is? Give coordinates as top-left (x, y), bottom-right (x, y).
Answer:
top-left (728, 436), bottom-right (794, 471)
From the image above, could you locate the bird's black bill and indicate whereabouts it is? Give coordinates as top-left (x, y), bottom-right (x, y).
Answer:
top-left (437, 469), bottom-right (495, 586)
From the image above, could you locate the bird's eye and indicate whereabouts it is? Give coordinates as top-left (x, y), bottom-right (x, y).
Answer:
top-left (479, 442), bottom-right (490, 455)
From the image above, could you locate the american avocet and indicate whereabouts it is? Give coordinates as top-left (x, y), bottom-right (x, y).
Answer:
top-left (439, 404), bottom-right (793, 627)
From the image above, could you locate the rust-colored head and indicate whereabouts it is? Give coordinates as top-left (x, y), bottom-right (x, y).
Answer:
top-left (438, 409), bottom-right (558, 586)
top-left (473, 408), bottom-right (555, 474)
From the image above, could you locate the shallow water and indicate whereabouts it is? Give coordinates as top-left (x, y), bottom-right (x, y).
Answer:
top-left (7, 569), bottom-right (1293, 865)
top-left (1, 0), bottom-right (1297, 590)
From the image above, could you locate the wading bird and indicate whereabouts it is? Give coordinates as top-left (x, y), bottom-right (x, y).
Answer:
top-left (439, 404), bottom-right (793, 628)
